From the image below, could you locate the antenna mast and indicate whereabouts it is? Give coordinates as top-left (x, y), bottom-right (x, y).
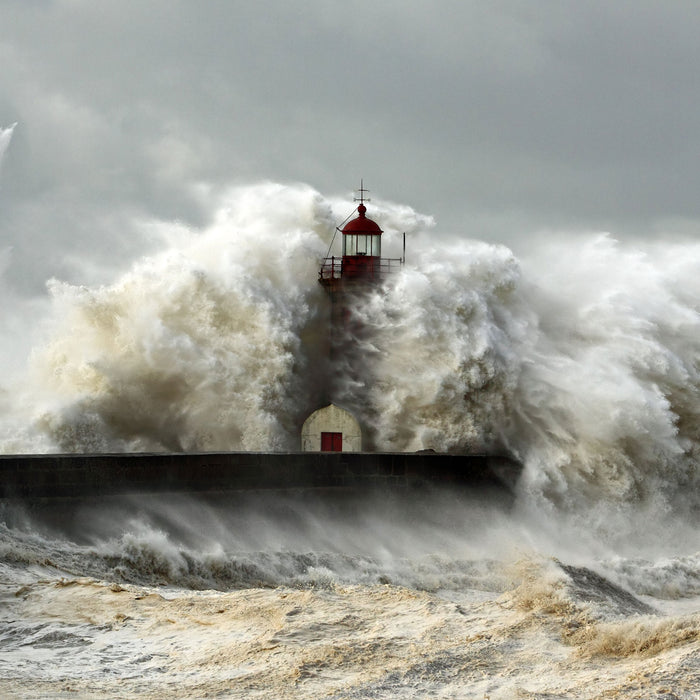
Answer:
top-left (354, 179), bottom-right (370, 205)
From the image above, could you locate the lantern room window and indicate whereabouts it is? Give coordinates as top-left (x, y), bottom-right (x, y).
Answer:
top-left (343, 234), bottom-right (381, 257)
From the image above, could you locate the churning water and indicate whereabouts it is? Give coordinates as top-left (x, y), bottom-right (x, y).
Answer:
top-left (0, 177), bottom-right (698, 697)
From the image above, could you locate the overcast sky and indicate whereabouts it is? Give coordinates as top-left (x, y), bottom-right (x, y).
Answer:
top-left (2, 1), bottom-right (700, 295)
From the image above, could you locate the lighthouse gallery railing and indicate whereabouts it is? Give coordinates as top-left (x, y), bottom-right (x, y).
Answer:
top-left (318, 256), bottom-right (404, 282)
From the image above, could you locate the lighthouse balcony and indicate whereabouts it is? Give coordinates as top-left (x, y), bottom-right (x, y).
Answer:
top-left (319, 256), bottom-right (403, 285)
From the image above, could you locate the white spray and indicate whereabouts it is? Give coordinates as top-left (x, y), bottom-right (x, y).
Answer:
top-left (1, 183), bottom-right (699, 526)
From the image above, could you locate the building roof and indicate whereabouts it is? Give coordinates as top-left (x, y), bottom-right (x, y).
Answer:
top-left (342, 204), bottom-right (383, 235)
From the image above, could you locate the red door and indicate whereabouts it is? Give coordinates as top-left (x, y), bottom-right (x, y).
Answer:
top-left (321, 432), bottom-right (343, 452)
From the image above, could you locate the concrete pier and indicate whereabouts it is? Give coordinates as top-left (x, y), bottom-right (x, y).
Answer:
top-left (0, 451), bottom-right (520, 500)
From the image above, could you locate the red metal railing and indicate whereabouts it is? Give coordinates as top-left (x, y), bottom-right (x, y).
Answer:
top-left (319, 256), bottom-right (403, 283)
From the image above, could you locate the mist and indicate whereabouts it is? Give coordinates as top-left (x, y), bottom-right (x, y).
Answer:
top-left (0, 180), bottom-right (696, 547)
top-left (2, 7), bottom-right (700, 697)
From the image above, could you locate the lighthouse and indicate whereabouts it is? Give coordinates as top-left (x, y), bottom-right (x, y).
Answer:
top-left (302, 183), bottom-right (404, 453)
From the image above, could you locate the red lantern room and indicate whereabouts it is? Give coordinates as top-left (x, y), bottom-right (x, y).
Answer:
top-left (341, 202), bottom-right (382, 279)
top-left (319, 182), bottom-right (403, 289)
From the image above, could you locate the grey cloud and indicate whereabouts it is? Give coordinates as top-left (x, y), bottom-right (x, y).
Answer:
top-left (2, 0), bottom-right (700, 295)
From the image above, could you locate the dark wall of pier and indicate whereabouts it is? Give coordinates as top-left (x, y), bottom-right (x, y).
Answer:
top-left (0, 451), bottom-right (521, 501)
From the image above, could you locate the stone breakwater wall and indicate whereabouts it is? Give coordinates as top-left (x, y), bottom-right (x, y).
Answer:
top-left (0, 452), bottom-right (521, 500)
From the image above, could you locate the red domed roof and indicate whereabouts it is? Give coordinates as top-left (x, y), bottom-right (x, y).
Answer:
top-left (342, 204), bottom-right (383, 235)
